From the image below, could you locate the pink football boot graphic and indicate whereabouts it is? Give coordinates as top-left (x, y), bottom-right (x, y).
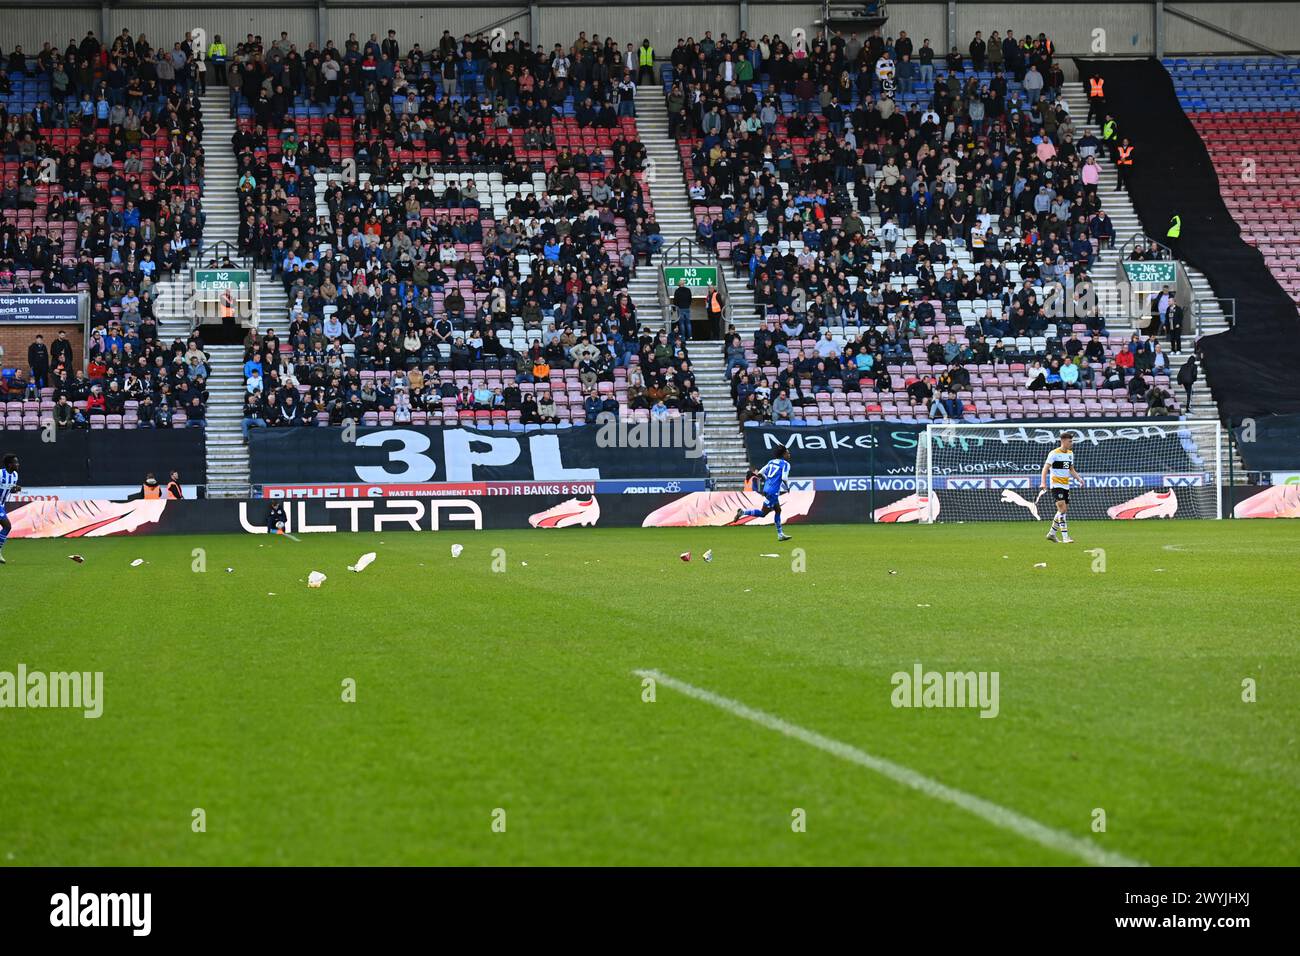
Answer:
top-left (641, 488), bottom-right (816, 527)
top-left (873, 492), bottom-right (940, 523)
top-left (528, 496), bottom-right (602, 528)
top-left (1233, 485), bottom-right (1300, 519)
top-left (7, 498), bottom-right (170, 538)
top-left (1107, 490), bottom-right (1179, 520)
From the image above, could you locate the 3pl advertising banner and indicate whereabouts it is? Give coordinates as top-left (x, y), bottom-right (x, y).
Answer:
top-left (247, 425), bottom-right (711, 485)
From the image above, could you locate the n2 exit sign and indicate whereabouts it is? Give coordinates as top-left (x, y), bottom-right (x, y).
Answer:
top-left (193, 269), bottom-right (252, 291)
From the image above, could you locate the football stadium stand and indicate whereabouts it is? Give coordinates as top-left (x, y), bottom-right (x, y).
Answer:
top-left (1167, 57), bottom-right (1300, 308)
top-left (11, 13), bottom-right (1295, 495)
top-left (659, 30), bottom-right (1182, 427)
top-left (0, 30), bottom-right (216, 432)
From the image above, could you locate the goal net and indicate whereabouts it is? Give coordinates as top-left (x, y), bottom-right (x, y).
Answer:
top-left (913, 420), bottom-right (1223, 522)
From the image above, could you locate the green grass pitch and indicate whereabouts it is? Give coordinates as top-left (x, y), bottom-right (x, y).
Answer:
top-left (2, 520), bottom-right (1297, 866)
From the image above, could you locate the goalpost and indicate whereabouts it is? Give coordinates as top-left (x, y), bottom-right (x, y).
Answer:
top-left (913, 420), bottom-right (1223, 523)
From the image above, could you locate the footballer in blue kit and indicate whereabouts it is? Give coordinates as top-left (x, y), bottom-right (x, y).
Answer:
top-left (0, 453), bottom-right (20, 565)
top-left (735, 444), bottom-right (794, 541)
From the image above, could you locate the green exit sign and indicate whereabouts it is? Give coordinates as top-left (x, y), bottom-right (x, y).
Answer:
top-left (1122, 261), bottom-right (1177, 284)
top-left (194, 269), bottom-right (252, 291)
top-left (663, 265), bottom-right (719, 289)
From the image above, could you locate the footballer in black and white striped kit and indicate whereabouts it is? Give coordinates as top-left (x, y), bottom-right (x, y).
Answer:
top-left (1041, 433), bottom-right (1083, 543)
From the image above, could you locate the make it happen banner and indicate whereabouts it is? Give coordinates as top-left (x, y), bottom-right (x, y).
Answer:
top-left (248, 424), bottom-right (711, 484)
top-left (743, 420), bottom-right (1207, 479)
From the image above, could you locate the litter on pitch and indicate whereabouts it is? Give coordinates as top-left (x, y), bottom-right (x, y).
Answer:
top-left (703, 549), bottom-right (713, 562)
top-left (679, 551), bottom-right (691, 562)
top-left (1033, 562), bottom-right (1048, 568)
top-left (130, 558), bottom-right (145, 567)
top-left (760, 553), bottom-right (780, 558)
top-left (67, 555), bottom-right (85, 563)
top-left (348, 552), bottom-right (377, 573)
top-left (450, 544), bottom-right (464, 558)
top-left (307, 571), bottom-right (327, 588)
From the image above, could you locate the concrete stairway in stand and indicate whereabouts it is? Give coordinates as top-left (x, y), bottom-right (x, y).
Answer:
top-left (1061, 83), bottom-right (1230, 368)
top-left (1061, 82), bottom-right (1239, 475)
top-left (635, 84), bottom-right (752, 487)
top-left (198, 89), bottom-right (252, 497)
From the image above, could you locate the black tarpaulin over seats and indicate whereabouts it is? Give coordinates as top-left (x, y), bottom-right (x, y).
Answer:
top-left (1074, 58), bottom-right (1300, 422)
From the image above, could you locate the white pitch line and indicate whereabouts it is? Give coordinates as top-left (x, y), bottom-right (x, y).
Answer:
top-left (634, 668), bottom-right (1145, 867)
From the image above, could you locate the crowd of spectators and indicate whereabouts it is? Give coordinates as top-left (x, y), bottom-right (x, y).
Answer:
top-left (1, 30), bottom-right (208, 294)
top-left (660, 27), bottom-right (1180, 422)
top-left (2, 323), bottom-right (211, 429)
top-left (1, 29), bottom-right (217, 428)
top-left (222, 30), bottom-right (698, 429)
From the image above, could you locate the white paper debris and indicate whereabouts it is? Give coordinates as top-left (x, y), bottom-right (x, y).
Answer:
top-left (450, 544), bottom-right (464, 558)
top-left (703, 549), bottom-right (713, 562)
top-left (916, 603), bottom-right (932, 607)
top-left (307, 571), bottom-right (327, 588)
top-left (1033, 562), bottom-right (1048, 568)
top-left (348, 551), bottom-right (377, 573)
top-left (130, 558), bottom-right (144, 567)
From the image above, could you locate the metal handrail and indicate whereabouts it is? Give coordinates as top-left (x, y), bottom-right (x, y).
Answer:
top-left (1118, 233), bottom-right (1175, 262)
top-left (1193, 295), bottom-right (1235, 332)
top-left (663, 236), bottom-right (711, 265)
top-left (199, 239), bottom-right (250, 272)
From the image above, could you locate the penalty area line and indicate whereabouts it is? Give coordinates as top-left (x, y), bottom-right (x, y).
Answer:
top-left (634, 668), bottom-right (1145, 868)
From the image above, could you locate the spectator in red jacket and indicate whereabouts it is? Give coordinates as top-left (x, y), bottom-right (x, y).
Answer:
top-left (85, 384), bottom-right (107, 415)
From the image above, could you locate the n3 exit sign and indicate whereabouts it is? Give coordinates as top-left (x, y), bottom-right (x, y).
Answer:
top-left (663, 265), bottom-right (718, 288)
